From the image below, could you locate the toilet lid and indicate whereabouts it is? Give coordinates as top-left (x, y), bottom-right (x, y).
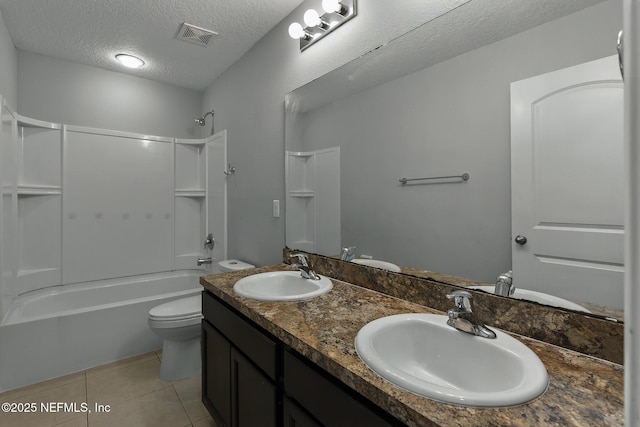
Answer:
top-left (149, 295), bottom-right (201, 320)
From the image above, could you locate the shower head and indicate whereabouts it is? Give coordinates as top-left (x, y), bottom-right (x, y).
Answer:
top-left (195, 110), bottom-right (215, 135)
top-left (195, 110), bottom-right (214, 127)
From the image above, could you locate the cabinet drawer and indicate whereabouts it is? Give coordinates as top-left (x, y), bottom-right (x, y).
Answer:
top-left (284, 350), bottom-right (397, 427)
top-left (202, 291), bottom-right (277, 380)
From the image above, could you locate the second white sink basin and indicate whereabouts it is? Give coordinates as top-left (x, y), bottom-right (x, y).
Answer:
top-left (469, 286), bottom-right (590, 313)
top-left (233, 271), bottom-right (333, 301)
top-left (351, 259), bottom-right (401, 272)
top-left (355, 313), bottom-right (548, 407)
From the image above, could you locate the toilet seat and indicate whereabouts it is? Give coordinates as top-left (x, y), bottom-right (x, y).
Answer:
top-left (149, 295), bottom-right (201, 320)
top-left (148, 295), bottom-right (202, 327)
top-left (148, 314), bottom-right (202, 329)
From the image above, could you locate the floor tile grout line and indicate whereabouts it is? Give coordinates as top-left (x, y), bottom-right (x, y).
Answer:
top-left (1, 351), bottom-right (160, 400)
top-left (89, 383), bottom-right (175, 409)
top-left (84, 370), bottom-right (89, 427)
top-left (85, 352), bottom-right (160, 379)
top-left (0, 373), bottom-right (87, 401)
top-left (171, 383), bottom-right (198, 425)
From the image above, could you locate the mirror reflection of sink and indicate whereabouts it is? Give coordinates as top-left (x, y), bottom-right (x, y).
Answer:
top-left (233, 271), bottom-right (333, 301)
top-left (355, 313), bottom-right (548, 407)
top-left (351, 259), bottom-right (401, 272)
top-left (468, 286), bottom-right (591, 313)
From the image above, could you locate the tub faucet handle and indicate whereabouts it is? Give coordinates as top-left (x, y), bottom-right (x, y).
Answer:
top-left (204, 233), bottom-right (215, 251)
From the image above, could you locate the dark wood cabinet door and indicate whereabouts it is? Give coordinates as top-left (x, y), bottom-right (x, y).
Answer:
top-left (284, 350), bottom-right (397, 427)
top-left (231, 348), bottom-right (277, 427)
top-left (283, 398), bottom-right (323, 427)
top-left (202, 321), bottom-right (231, 427)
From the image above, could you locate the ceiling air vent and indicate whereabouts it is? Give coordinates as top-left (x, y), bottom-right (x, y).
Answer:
top-left (176, 23), bottom-right (217, 47)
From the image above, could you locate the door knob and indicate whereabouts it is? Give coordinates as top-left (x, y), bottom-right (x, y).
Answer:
top-left (514, 235), bottom-right (528, 245)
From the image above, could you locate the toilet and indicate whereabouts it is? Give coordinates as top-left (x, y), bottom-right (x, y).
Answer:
top-left (148, 259), bottom-right (255, 381)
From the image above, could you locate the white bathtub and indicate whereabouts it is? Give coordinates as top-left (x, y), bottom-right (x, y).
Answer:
top-left (0, 270), bottom-right (204, 392)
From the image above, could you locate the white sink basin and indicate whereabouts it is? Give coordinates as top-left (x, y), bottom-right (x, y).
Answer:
top-left (355, 313), bottom-right (548, 407)
top-left (233, 271), bottom-right (333, 301)
top-left (469, 286), bottom-right (590, 313)
top-left (351, 259), bottom-right (401, 272)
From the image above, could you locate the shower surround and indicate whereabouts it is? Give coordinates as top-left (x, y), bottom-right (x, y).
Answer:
top-left (0, 98), bottom-right (227, 390)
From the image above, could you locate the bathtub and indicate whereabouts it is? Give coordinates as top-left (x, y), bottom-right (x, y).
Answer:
top-left (0, 270), bottom-right (204, 392)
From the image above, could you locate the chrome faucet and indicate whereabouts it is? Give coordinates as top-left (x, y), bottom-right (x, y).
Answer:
top-left (446, 290), bottom-right (496, 339)
top-left (495, 270), bottom-right (514, 297)
top-left (340, 246), bottom-right (356, 261)
top-left (197, 257), bottom-right (212, 266)
top-left (289, 253), bottom-right (321, 280)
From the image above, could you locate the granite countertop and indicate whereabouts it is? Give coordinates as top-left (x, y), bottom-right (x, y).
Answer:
top-left (399, 266), bottom-right (624, 322)
top-left (200, 265), bottom-right (624, 427)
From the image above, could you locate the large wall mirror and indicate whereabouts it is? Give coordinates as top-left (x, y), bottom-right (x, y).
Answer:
top-left (284, 0), bottom-right (624, 322)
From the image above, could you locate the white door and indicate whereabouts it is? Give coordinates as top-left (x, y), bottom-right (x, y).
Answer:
top-left (206, 130), bottom-right (228, 266)
top-left (511, 55), bottom-right (624, 309)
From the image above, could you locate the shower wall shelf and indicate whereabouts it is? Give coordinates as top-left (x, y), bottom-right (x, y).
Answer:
top-left (285, 147), bottom-right (340, 255)
top-left (174, 138), bottom-right (207, 271)
top-left (2, 110), bottom-right (63, 302)
top-left (175, 139), bottom-right (206, 146)
top-left (174, 189), bottom-right (206, 198)
top-left (16, 185), bottom-right (62, 196)
top-left (289, 190), bottom-right (314, 198)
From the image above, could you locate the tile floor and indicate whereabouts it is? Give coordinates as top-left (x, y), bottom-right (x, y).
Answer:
top-left (0, 350), bottom-right (219, 427)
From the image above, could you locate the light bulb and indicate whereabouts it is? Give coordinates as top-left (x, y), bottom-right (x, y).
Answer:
top-left (115, 54), bottom-right (144, 68)
top-left (288, 22), bottom-right (305, 39)
top-left (322, 0), bottom-right (342, 14)
top-left (303, 9), bottom-right (321, 27)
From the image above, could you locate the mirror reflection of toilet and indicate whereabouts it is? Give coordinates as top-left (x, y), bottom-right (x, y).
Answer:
top-left (148, 259), bottom-right (255, 381)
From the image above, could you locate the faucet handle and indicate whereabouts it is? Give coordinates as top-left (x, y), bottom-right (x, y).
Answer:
top-left (446, 290), bottom-right (473, 310)
top-left (290, 253), bottom-right (310, 267)
top-left (204, 233), bottom-right (215, 251)
top-left (340, 246), bottom-right (356, 260)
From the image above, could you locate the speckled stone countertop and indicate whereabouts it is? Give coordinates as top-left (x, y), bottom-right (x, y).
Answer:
top-left (294, 250), bottom-right (623, 364)
top-left (398, 266), bottom-right (624, 322)
top-left (200, 265), bottom-right (623, 427)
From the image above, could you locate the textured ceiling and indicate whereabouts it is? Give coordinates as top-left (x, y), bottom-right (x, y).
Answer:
top-left (289, 0), bottom-right (610, 113)
top-left (0, 0), bottom-right (611, 93)
top-left (0, 0), bottom-right (305, 90)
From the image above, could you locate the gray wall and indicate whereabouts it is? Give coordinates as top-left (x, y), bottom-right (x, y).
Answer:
top-left (200, 0), bottom-right (481, 266)
top-left (204, 0), bottom-right (621, 271)
top-left (17, 52), bottom-right (202, 139)
top-left (0, 11), bottom-right (17, 107)
top-left (298, 0), bottom-right (622, 282)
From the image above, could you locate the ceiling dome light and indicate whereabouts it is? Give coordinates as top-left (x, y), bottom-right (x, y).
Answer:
top-left (322, 0), bottom-right (343, 14)
top-left (288, 22), bottom-right (307, 40)
top-left (303, 9), bottom-right (322, 27)
top-left (115, 54), bottom-right (145, 69)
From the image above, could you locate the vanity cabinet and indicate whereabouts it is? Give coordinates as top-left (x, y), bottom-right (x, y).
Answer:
top-left (201, 290), bottom-right (404, 427)
top-left (283, 350), bottom-right (396, 427)
top-left (283, 398), bottom-right (322, 427)
top-left (202, 291), bottom-right (278, 427)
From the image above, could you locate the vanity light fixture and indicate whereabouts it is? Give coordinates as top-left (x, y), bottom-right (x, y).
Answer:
top-left (288, 0), bottom-right (357, 51)
top-left (115, 54), bottom-right (145, 69)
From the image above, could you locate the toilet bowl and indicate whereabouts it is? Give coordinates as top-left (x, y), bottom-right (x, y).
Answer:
top-left (148, 259), bottom-right (255, 381)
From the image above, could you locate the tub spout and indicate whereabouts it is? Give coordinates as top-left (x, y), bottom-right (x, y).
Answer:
top-left (197, 257), bottom-right (212, 266)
